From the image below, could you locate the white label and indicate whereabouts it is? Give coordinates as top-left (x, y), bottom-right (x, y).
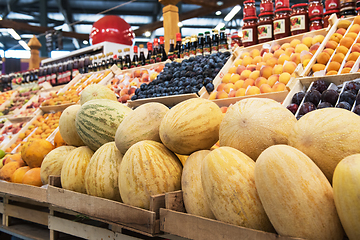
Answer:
top-left (274, 19), bottom-right (285, 35)
top-left (242, 28), bottom-right (253, 43)
top-left (258, 24), bottom-right (272, 40)
top-left (290, 15), bottom-right (306, 31)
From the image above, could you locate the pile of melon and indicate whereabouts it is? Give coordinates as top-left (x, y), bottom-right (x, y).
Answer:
top-left (36, 84), bottom-right (360, 239)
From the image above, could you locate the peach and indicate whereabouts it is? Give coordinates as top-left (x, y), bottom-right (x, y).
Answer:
top-left (230, 74), bottom-right (241, 83)
top-left (283, 61), bottom-right (297, 74)
top-left (270, 44), bottom-right (281, 53)
top-left (234, 80), bottom-right (245, 90)
top-left (338, 20), bottom-right (351, 29)
top-left (274, 49), bottom-right (285, 58)
top-left (354, 15), bottom-right (360, 25)
top-left (295, 44), bottom-right (309, 54)
top-left (255, 77), bottom-right (267, 88)
top-left (325, 40), bottom-right (338, 50)
top-left (326, 70), bottom-right (338, 76)
top-left (278, 54), bottom-right (290, 65)
top-left (266, 57), bottom-right (278, 67)
top-left (352, 43), bottom-right (360, 53)
top-left (246, 86), bottom-right (260, 95)
top-left (250, 49), bottom-right (261, 58)
top-left (234, 59), bottom-right (242, 67)
top-left (240, 70), bottom-right (252, 80)
top-left (301, 53), bottom-right (313, 63)
top-left (252, 56), bottom-right (262, 64)
top-left (267, 74), bottom-right (279, 87)
top-left (235, 88), bottom-right (246, 97)
top-left (216, 90), bottom-right (228, 99)
top-left (272, 82), bottom-right (286, 92)
top-left (309, 44), bottom-right (320, 55)
top-left (260, 84), bottom-right (272, 93)
top-left (249, 70), bottom-right (260, 80)
top-left (128, 87), bottom-right (136, 95)
top-left (228, 67), bottom-right (237, 74)
top-left (336, 28), bottom-right (347, 36)
top-left (332, 53), bottom-right (345, 63)
top-left (290, 53), bottom-right (301, 65)
top-left (260, 65), bottom-right (273, 79)
top-left (344, 61), bottom-right (355, 68)
top-left (242, 78), bottom-right (255, 88)
top-left (312, 35), bottom-right (325, 45)
top-left (303, 59), bottom-right (311, 67)
top-left (246, 64), bottom-right (257, 72)
top-left (341, 67), bottom-right (352, 74)
top-left (281, 43), bottom-right (291, 51)
top-left (330, 33), bottom-right (343, 43)
top-left (120, 88), bottom-right (128, 96)
top-left (279, 72), bottom-right (291, 85)
top-left (323, 48), bottom-right (335, 56)
top-left (217, 83), bottom-right (227, 91)
top-left (220, 107), bottom-right (228, 113)
top-left (260, 48), bottom-right (270, 57)
top-left (356, 37), bottom-right (360, 43)
top-left (290, 39), bottom-right (301, 48)
top-left (273, 64), bottom-right (283, 75)
top-left (222, 73), bottom-right (232, 83)
top-left (347, 52), bottom-right (360, 62)
top-left (340, 37), bottom-right (354, 49)
top-left (236, 65), bottom-right (246, 75)
top-left (240, 52), bottom-right (250, 59)
top-left (345, 32), bottom-right (358, 40)
top-left (349, 24), bottom-right (360, 34)
top-left (327, 61), bottom-right (341, 72)
top-left (302, 37), bottom-right (313, 48)
top-left (312, 63), bottom-right (326, 72)
top-left (263, 52), bottom-right (274, 62)
top-left (228, 90), bottom-right (236, 98)
top-left (224, 83), bottom-right (234, 93)
top-left (316, 52), bottom-right (331, 65)
top-left (256, 62), bottom-right (266, 71)
top-left (242, 56), bottom-right (253, 66)
top-left (337, 45), bottom-right (349, 56)
top-left (284, 47), bottom-right (295, 56)
top-left (208, 91), bottom-right (217, 100)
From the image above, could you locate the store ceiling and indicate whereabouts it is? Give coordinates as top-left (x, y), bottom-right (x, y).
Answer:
top-left (0, 0), bottom-right (307, 56)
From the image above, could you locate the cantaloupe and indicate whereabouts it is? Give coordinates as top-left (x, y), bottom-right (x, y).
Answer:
top-left (201, 147), bottom-right (274, 232)
top-left (80, 84), bottom-right (117, 105)
top-left (40, 146), bottom-right (76, 184)
top-left (255, 145), bottom-right (343, 240)
top-left (333, 154), bottom-right (360, 240)
top-left (288, 108), bottom-right (360, 182)
top-left (61, 146), bottom-right (94, 193)
top-left (85, 142), bottom-right (122, 201)
top-left (219, 98), bottom-right (297, 160)
top-left (115, 102), bottom-right (169, 155)
top-left (160, 98), bottom-right (223, 155)
top-left (182, 150), bottom-right (214, 219)
top-left (119, 140), bottom-right (182, 210)
top-left (59, 105), bottom-right (85, 147)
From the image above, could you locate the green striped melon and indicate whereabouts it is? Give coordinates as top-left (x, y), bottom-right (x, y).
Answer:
top-left (80, 84), bottom-right (117, 105)
top-left (115, 102), bottom-right (169, 155)
top-left (119, 140), bottom-right (182, 210)
top-left (61, 146), bottom-right (94, 193)
top-left (84, 142), bottom-right (123, 201)
top-left (75, 99), bottom-right (132, 151)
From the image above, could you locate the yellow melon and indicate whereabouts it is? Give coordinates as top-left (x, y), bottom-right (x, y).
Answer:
top-left (255, 145), bottom-right (343, 240)
top-left (288, 108), bottom-right (360, 182)
top-left (182, 150), bottom-right (214, 219)
top-left (59, 105), bottom-right (85, 147)
top-left (201, 147), bottom-right (274, 232)
top-left (333, 154), bottom-right (360, 240)
top-left (119, 140), bottom-right (182, 210)
top-left (220, 98), bottom-right (296, 160)
top-left (159, 98), bottom-right (223, 155)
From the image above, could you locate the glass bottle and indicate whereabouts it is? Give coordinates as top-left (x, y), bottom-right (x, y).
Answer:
top-left (88, 57), bottom-right (93, 72)
top-left (190, 35), bottom-right (197, 57)
top-left (117, 50), bottom-right (123, 70)
top-left (203, 31), bottom-right (212, 56)
top-left (159, 36), bottom-right (167, 61)
top-left (290, 3), bottom-right (309, 35)
top-left (273, 8), bottom-right (291, 39)
top-left (184, 36), bottom-right (191, 58)
top-left (197, 33), bottom-right (204, 56)
top-left (212, 29), bottom-right (219, 54)
top-left (132, 45), bottom-right (140, 68)
top-left (109, 52), bottom-right (114, 67)
top-left (219, 28), bottom-right (228, 52)
top-left (242, 17), bottom-right (258, 47)
top-left (175, 33), bottom-right (182, 58)
top-left (153, 38), bottom-right (160, 62)
top-left (101, 55), bottom-right (106, 70)
top-left (168, 39), bottom-right (175, 61)
top-left (258, 13), bottom-right (274, 43)
top-left (123, 48), bottom-right (131, 70)
top-left (139, 44), bottom-right (146, 65)
top-left (146, 42), bottom-right (154, 65)
top-left (180, 39), bottom-right (186, 59)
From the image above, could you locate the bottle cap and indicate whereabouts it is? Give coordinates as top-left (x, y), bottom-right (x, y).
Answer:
top-left (139, 44), bottom-right (144, 48)
top-left (176, 32), bottom-right (182, 41)
top-left (147, 42), bottom-right (153, 50)
top-left (133, 45), bottom-right (138, 52)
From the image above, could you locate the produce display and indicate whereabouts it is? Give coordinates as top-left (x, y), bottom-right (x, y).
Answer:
top-left (0, 87), bottom-right (40, 116)
top-left (0, 121), bottom-right (27, 146)
top-left (0, 90), bottom-right (15, 106)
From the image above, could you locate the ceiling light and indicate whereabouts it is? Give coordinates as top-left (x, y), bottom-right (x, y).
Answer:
top-left (216, 11), bottom-right (221, 16)
top-left (83, 40), bottom-right (89, 45)
top-left (217, 1), bottom-right (223, 6)
top-left (224, 5), bottom-right (241, 22)
top-left (144, 31), bottom-right (151, 37)
top-left (215, 22), bottom-right (225, 30)
top-left (178, 22), bottom-right (183, 27)
top-left (19, 40), bottom-right (30, 50)
top-left (8, 29), bottom-right (21, 40)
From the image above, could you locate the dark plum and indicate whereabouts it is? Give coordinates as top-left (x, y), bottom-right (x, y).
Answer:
top-left (291, 92), bottom-right (305, 105)
top-left (304, 89), bottom-right (321, 106)
top-left (336, 101), bottom-right (352, 110)
top-left (317, 102), bottom-right (333, 109)
top-left (311, 80), bottom-right (328, 93)
top-left (356, 92), bottom-right (360, 105)
top-left (299, 102), bottom-right (316, 115)
top-left (286, 104), bottom-right (298, 115)
top-left (206, 83), bottom-right (214, 93)
top-left (320, 89), bottom-right (339, 106)
top-left (354, 105), bottom-right (360, 115)
top-left (339, 90), bottom-right (356, 106)
top-left (344, 81), bottom-right (360, 94)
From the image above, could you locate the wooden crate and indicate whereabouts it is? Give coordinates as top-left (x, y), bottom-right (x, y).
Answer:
top-left (160, 191), bottom-right (302, 240)
top-left (47, 176), bottom-right (165, 236)
top-left (128, 93), bottom-right (198, 109)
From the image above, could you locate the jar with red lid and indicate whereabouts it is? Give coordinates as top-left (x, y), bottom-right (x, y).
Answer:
top-left (260, 0), bottom-right (274, 14)
top-left (243, 0), bottom-right (257, 18)
top-left (290, 3), bottom-right (309, 35)
top-left (258, 13), bottom-right (274, 43)
top-left (309, 0), bottom-right (324, 19)
top-left (340, 6), bottom-right (357, 17)
top-left (357, 6), bottom-right (360, 14)
top-left (242, 17), bottom-right (258, 47)
top-left (310, 17), bottom-right (323, 30)
top-left (340, 0), bottom-right (356, 8)
top-left (275, 0), bottom-right (290, 9)
top-left (325, 0), bottom-right (340, 11)
top-left (324, 10), bottom-right (340, 27)
top-left (273, 8), bottom-right (291, 39)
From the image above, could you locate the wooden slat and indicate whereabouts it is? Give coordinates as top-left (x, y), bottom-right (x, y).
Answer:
top-left (128, 93), bottom-right (198, 108)
top-left (0, 181), bottom-right (47, 202)
top-left (0, 223), bottom-right (49, 240)
top-left (165, 191), bottom-right (185, 213)
top-left (0, 202), bottom-right (4, 214)
top-left (149, 194), bottom-right (165, 219)
top-left (4, 204), bottom-right (48, 226)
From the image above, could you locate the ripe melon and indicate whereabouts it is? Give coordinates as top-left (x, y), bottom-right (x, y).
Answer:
top-left (255, 145), bottom-right (343, 240)
top-left (59, 105), bottom-right (85, 147)
top-left (115, 102), bottom-right (169, 155)
top-left (75, 99), bottom-right (132, 151)
top-left (61, 146), bottom-right (94, 193)
top-left (40, 146), bottom-right (76, 184)
top-left (80, 84), bottom-right (117, 105)
top-left (288, 108), bottom-right (360, 182)
top-left (333, 154), bottom-right (360, 240)
top-left (219, 98), bottom-right (297, 160)
top-left (182, 150), bottom-right (215, 219)
top-left (201, 147), bottom-right (274, 232)
top-left (159, 98), bottom-right (223, 155)
top-left (85, 142), bottom-right (123, 201)
top-left (119, 140), bottom-right (182, 210)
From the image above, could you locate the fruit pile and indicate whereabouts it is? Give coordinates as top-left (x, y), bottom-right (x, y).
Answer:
top-left (0, 87), bottom-right (40, 116)
top-left (209, 35), bottom-right (325, 99)
top-left (0, 121), bottom-right (27, 146)
top-left (287, 79), bottom-right (360, 118)
top-left (132, 52), bottom-right (230, 100)
top-left (0, 90), bottom-right (15, 106)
